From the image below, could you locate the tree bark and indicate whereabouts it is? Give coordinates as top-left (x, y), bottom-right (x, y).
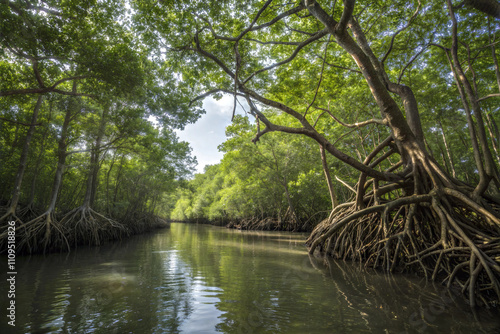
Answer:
top-left (46, 97), bottom-right (74, 213)
top-left (88, 108), bottom-right (108, 208)
top-left (320, 144), bottom-right (338, 209)
top-left (447, 0), bottom-right (500, 196)
top-left (438, 119), bottom-right (457, 178)
top-left (485, 112), bottom-right (500, 164)
top-left (1, 96), bottom-right (43, 219)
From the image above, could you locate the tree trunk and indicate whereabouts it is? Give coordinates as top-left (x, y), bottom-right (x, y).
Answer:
top-left (46, 98), bottom-right (73, 213)
top-left (88, 108), bottom-right (108, 208)
top-left (319, 144), bottom-right (338, 209)
top-left (438, 119), bottom-right (457, 178)
top-left (106, 151), bottom-right (118, 214)
top-left (447, 0), bottom-right (500, 196)
top-left (485, 112), bottom-right (500, 164)
top-left (1, 96), bottom-right (43, 221)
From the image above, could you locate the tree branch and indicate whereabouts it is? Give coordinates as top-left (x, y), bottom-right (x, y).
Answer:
top-left (314, 106), bottom-right (387, 128)
top-left (199, 4), bottom-right (305, 42)
top-left (32, 60), bottom-right (45, 88)
top-left (478, 93), bottom-right (500, 101)
top-left (336, 0), bottom-right (356, 33)
top-left (245, 38), bottom-right (305, 46)
top-left (241, 87), bottom-right (400, 181)
top-left (304, 35), bottom-right (331, 120)
top-left (398, 45), bottom-right (428, 84)
top-left (381, 0), bottom-right (421, 66)
top-left (243, 28), bottom-right (329, 84)
top-left (0, 75), bottom-right (90, 97)
top-left (0, 116), bottom-right (42, 127)
top-left (315, 54), bottom-right (362, 74)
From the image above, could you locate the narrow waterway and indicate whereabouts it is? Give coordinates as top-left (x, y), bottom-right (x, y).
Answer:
top-left (1, 223), bottom-right (500, 333)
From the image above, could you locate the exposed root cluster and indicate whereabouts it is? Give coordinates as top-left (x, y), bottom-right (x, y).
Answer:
top-left (122, 212), bottom-right (170, 234)
top-left (61, 206), bottom-right (128, 247)
top-left (17, 203), bottom-right (43, 222)
top-left (226, 215), bottom-right (304, 232)
top-left (307, 189), bottom-right (500, 307)
top-left (0, 205), bottom-right (168, 254)
top-left (11, 211), bottom-right (69, 254)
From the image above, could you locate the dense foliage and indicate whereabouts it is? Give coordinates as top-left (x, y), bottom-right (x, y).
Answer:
top-left (0, 0), bottom-right (200, 252)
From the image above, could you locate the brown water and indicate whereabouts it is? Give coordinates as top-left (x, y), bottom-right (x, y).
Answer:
top-left (1, 223), bottom-right (500, 333)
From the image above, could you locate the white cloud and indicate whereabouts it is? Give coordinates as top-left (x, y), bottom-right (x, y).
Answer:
top-left (176, 95), bottom-right (248, 173)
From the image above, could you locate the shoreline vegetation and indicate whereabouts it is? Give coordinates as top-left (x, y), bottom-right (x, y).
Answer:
top-left (0, 201), bottom-right (170, 254)
top-left (173, 217), bottom-right (318, 233)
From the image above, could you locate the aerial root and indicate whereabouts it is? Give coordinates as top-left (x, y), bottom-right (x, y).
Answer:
top-left (17, 203), bottom-right (43, 222)
top-left (60, 206), bottom-right (127, 246)
top-left (0, 206), bottom-right (169, 254)
top-left (226, 214), bottom-right (304, 231)
top-left (307, 187), bottom-right (500, 307)
top-left (0, 211), bottom-right (71, 254)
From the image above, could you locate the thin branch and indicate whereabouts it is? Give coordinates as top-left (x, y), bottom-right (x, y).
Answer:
top-left (315, 54), bottom-right (362, 74)
top-left (381, 0), bottom-right (421, 66)
top-left (49, 76), bottom-right (89, 90)
top-left (0, 87), bottom-right (94, 97)
top-left (335, 175), bottom-right (357, 193)
top-left (0, 117), bottom-right (42, 127)
top-left (200, 4), bottom-right (305, 42)
top-left (234, 0), bottom-right (274, 42)
top-left (242, 87), bottom-right (400, 182)
top-left (284, 22), bottom-right (315, 36)
top-left (314, 106), bottom-right (387, 128)
top-left (304, 35), bottom-right (331, 120)
top-left (333, 128), bottom-right (357, 146)
top-left (251, 4), bottom-right (305, 31)
top-left (188, 88), bottom-right (243, 107)
top-left (0, 75), bottom-right (90, 97)
top-left (478, 93), bottom-right (500, 102)
top-left (313, 111), bottom-right (327, 128)
top-left (232, 40), bottom-right (242, 121)
top-left (32, 60), bottom-right (45, 88)
top-left (245, 38), bottom-right (305, 46)
top-left (398, 45), bottom-right (428, 84)
top-left (243, 28), bottom-right (329, 84)
top-left (52, 89), bottom-right (94, 98)
top-left (191, 32), bottom-right (236, 79)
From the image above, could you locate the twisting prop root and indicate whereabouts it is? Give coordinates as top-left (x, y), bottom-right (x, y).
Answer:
top-left (17, 204), bottom-right (43, 222)
top-left (307, 151), bottom-right (500, 307)
top-left (0, 210), bottom-right (70, 254)
top-left (0, 209), bottom-right (25, 253)
top-left (60, 206), bottom-right (128, 247)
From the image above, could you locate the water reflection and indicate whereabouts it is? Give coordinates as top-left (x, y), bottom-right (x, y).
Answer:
top-left (1, 223), bottom-right (499, 333)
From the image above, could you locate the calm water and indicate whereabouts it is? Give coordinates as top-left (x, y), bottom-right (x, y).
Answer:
top-left (1, 223), bottom-right (500, 333)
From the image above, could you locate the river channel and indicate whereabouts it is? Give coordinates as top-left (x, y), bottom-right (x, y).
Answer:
top-left (1, 223), bottom-right (500, 333)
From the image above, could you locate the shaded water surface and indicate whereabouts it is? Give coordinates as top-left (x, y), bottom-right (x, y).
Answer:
top-left (1, 223), bottom-right (500, 333)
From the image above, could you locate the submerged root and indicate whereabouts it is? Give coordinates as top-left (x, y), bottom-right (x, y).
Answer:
top-left (307, 188), bottom-right (500, 307)
top-left (60, 206), bottom-right (128, 246)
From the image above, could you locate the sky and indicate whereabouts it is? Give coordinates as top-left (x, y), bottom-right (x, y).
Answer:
top-left (175, 95), bottom-right (248, 174)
